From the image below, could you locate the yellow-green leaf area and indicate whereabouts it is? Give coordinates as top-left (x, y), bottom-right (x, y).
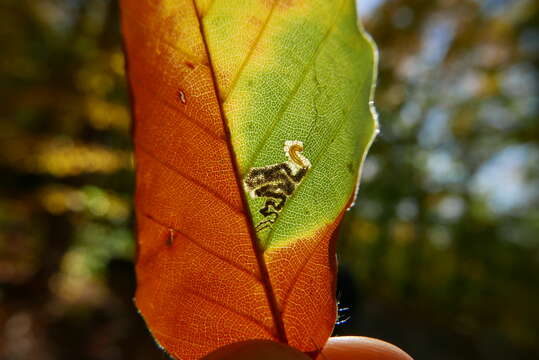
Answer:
top-left (201, 0), bottom-right (378, 249)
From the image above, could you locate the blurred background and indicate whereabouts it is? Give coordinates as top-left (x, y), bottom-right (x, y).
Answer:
top-left (0, 0), bottom-right (537, 359)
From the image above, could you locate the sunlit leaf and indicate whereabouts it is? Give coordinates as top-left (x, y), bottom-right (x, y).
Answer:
top-left (120, 0), bottom-right (377, 359)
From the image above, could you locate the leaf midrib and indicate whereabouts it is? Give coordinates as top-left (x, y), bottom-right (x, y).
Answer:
top-left (191, 0), bottom-right (289, 344)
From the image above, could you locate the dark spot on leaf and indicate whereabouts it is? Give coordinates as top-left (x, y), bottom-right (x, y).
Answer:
top-left (178, 90), bottom-right (186, 104)
top-left (185, 61), bottom-right (195, 69)
top-left (167, 229), bottom-right (175, 246)
top-left (347, 162), bottom-right (354, 174)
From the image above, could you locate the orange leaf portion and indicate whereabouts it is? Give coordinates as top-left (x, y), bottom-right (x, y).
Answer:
top-left (121, 1), bottom-right (354, 358)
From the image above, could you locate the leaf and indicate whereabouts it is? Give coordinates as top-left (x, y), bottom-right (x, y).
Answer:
top-left (120, 0), bottom-right (377, 359)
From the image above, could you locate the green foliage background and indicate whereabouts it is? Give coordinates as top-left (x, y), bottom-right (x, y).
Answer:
top-left (0, 0), bottom-right (537, 359)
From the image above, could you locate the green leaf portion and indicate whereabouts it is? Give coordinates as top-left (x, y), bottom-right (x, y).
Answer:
top-left (202, 0), bottom-right (378, 249)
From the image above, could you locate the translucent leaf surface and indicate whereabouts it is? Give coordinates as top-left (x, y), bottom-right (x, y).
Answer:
top-left (120, 0), bottom-right (377, 358)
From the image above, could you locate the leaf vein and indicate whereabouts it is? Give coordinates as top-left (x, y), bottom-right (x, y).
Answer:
top-left (192, 0), bottom-right (289, 344)
top-left (122, 5), bottom-right (208, 65)
top-left (243, 0), bottom-right (348, 173)
top-left (222, 0), bottom-right (279, 100)
top-left (132, 58), bottom-right (225, 142)
top-left (280, 235), bottom-right (326, 312)
top-left (265, 77), bottom-right (368, 239)
top-left (136, 143), bottom-right (243, 215)
top-left (141, 212), bottom-right (262, 283)
top-left (185, 287), bottom-right (277, 338)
